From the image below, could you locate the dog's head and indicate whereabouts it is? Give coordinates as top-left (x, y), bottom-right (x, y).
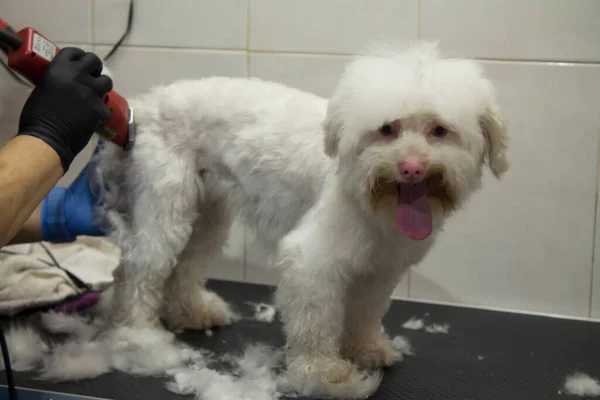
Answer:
top-left (323, 42), bottom-right (509, 240)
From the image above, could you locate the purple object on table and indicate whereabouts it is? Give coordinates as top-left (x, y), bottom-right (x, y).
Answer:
top-left (54, 292), bottom-right (101, 313)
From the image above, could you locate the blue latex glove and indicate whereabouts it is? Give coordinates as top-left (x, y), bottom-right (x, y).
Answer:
top-left (41, 144), bottom-right (104, 243)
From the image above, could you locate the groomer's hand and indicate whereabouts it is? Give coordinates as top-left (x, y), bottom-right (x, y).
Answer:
top-left (41, 141), bottom-right (106, 243)
top-left (17, 47), bottom-right (113, 173)
top-left (8, 140), bottom-right (107, 245)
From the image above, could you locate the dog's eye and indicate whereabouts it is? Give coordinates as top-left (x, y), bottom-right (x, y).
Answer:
top-left (431, 125), bottom-right (448, 138)
top-left (379, 124), bottom-right (394, 136)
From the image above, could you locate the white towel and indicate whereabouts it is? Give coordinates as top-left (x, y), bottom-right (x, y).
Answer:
top-left (0, 237), bottom-right (120, 316)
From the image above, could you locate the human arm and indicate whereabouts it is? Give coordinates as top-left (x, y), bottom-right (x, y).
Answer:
top-left (0, 136), bottom-right (63, 245)
top-left (7, 152), bottom-right (105, 245)
top-left (8, 202), bottom-right (43, 244)
top-left (0, 47), bottom-right (112, 246)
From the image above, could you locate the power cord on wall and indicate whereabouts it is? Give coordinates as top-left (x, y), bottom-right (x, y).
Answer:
top-left (0, 0), bottom-right (134, 86)
top-left (103, 0), bottom-right (134, 63)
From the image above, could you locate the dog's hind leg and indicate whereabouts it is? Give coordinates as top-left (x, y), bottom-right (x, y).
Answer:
top-left (109, 144), bottom-right (202, 330)
top-left (100, 139), bottom-right (204, 375)
top-left (161, 202), bottom-right (234, 332)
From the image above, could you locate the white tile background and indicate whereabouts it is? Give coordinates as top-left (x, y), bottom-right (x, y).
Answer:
top-left (1, 0), bottom-right (599, 319)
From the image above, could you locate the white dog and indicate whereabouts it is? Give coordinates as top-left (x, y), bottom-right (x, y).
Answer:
top-left (90, 41), bottom-right (508, 398)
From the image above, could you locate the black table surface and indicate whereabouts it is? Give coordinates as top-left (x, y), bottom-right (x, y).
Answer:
top-left (1, 279), bottom-right (599, 400)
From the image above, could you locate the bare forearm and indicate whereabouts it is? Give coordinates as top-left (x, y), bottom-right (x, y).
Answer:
top-left (7, 204), bottom-right (43, 244)
top-left (0, 135), bottom-right (63, 246)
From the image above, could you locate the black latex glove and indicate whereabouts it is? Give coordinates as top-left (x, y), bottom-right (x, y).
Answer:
top-left (17, 47), bottom-right (113, 173)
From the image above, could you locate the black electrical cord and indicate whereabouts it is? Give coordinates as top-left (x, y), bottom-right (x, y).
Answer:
top-left (0, 325), bottom-right (17, 400)
top-left (38, 242), bottom-right (93, 292)
top-left (0, 0), bottom-right (133, 87)
top-left (0, 245), bottom-right (92, 293)
top-left (0, 30), bottom-right (21, 51)
top-left (0, 26), bottom-right (32, 88)
top-left (0, 23), bottom-right (16, 54)
top-left (103, 0), bottom-right (134, 63)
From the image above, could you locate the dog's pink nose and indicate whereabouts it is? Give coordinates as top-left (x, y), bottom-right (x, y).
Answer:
top-left (399, 159), bottom-right (426, 182)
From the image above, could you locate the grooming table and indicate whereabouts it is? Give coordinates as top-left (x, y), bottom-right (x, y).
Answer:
top-left (1, 279), bottom-right (599, 400)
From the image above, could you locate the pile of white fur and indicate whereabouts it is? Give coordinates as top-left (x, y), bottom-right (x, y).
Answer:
top-left (0, 298), bottom-right (283, 400)
top-left (0, 293), bottom-right (412, 400)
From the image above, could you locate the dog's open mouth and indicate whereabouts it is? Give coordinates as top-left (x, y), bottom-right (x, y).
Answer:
top-left (371, 171), bottom-right (453, 241)
top-left (396, 181), bottom-right (432, 241)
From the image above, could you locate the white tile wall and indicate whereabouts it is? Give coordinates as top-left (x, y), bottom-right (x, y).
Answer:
top-left (208, 218), bottom-right (245, 282)
top-left (1, 0), bottom-right (92, 44)
top-left (249, 53), bottom-right (350, 98)
top-left (93, 0), bottom-right (247, 49)
top-left (1, 0), bottom-right (599, 319)
top-left (244, 227), bottom-right (279, 286)
top-left (0, 67), bottom-right (32, 146)
top-left (420, 0), bottom-right (600, 62)
top-left (93, 46), bottom-right (246, 98)
top-left (410, 62), bottom-right (600, 317)
top-left (249, 0), bottom-right (419, 54)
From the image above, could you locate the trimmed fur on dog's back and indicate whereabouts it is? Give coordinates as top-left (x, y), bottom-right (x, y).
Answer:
top-left (92, 76), bottom-right (331, 253)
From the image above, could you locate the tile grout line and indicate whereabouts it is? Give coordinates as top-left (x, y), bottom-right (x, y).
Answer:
top-left (245, 0), bottom-right (251, 79)
top-left (588, 137), bottom-right (600, 317)
top-left (89, 0), bottom-right (95, 45)
top-left (92, 43), bottom-right (247, 53)
top-left (88, 43), bottom-right (600, 66)
top-left (242, 0), bottom-right (250, 282)
top-left (395, 295), bottom-right (600, 323)
top-left (416, 0), bottom-right (422, 39)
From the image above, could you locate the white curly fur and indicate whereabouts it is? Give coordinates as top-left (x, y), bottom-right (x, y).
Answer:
top-left (0, 324), bottom-right (49, 372)
top-left (85, 41), bottom-right (509, 398)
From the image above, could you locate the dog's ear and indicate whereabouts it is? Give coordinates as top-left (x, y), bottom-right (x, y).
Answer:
top-left (479, 102), bottom-right (509, 178)
top-left (323, 108), bottom-right (342, 157)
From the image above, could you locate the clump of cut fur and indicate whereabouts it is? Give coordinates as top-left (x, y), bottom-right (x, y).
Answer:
top-left (166, 343), bottom-right (285, 400)
top-left (249, 303), bottom-right (276, 324)
top-left (37, 311), bottom-right (110, 381)
top-left (391, 335), bottom-right (413, 356)
top-left (0, 324), bottom-right (49, 371)
top-left (563, 372), bottom-right (600, 397)
top-left (40, 311), bottom-right (103, 340)
top-left (39, 340), bottom-right (111, 381)
top-left (425, 323), bottom-right (450, 334)
top-left (402, 317), bottom-right (425, 330)
top-left (0, 311), bottom-right (110, 380)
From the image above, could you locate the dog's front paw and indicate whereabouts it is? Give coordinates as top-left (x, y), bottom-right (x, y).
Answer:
top-left (194, 289), bottom-right (234, 328)
top-left (163, 289), bottom-right (234, 331)
top-left (279, 355), bottom-right (382, 399)
top-left (342, 333), bottom-right (404, 368)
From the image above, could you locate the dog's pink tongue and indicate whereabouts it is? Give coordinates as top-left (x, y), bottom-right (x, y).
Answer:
top-left (396, 182), bottom-right (432, 240)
